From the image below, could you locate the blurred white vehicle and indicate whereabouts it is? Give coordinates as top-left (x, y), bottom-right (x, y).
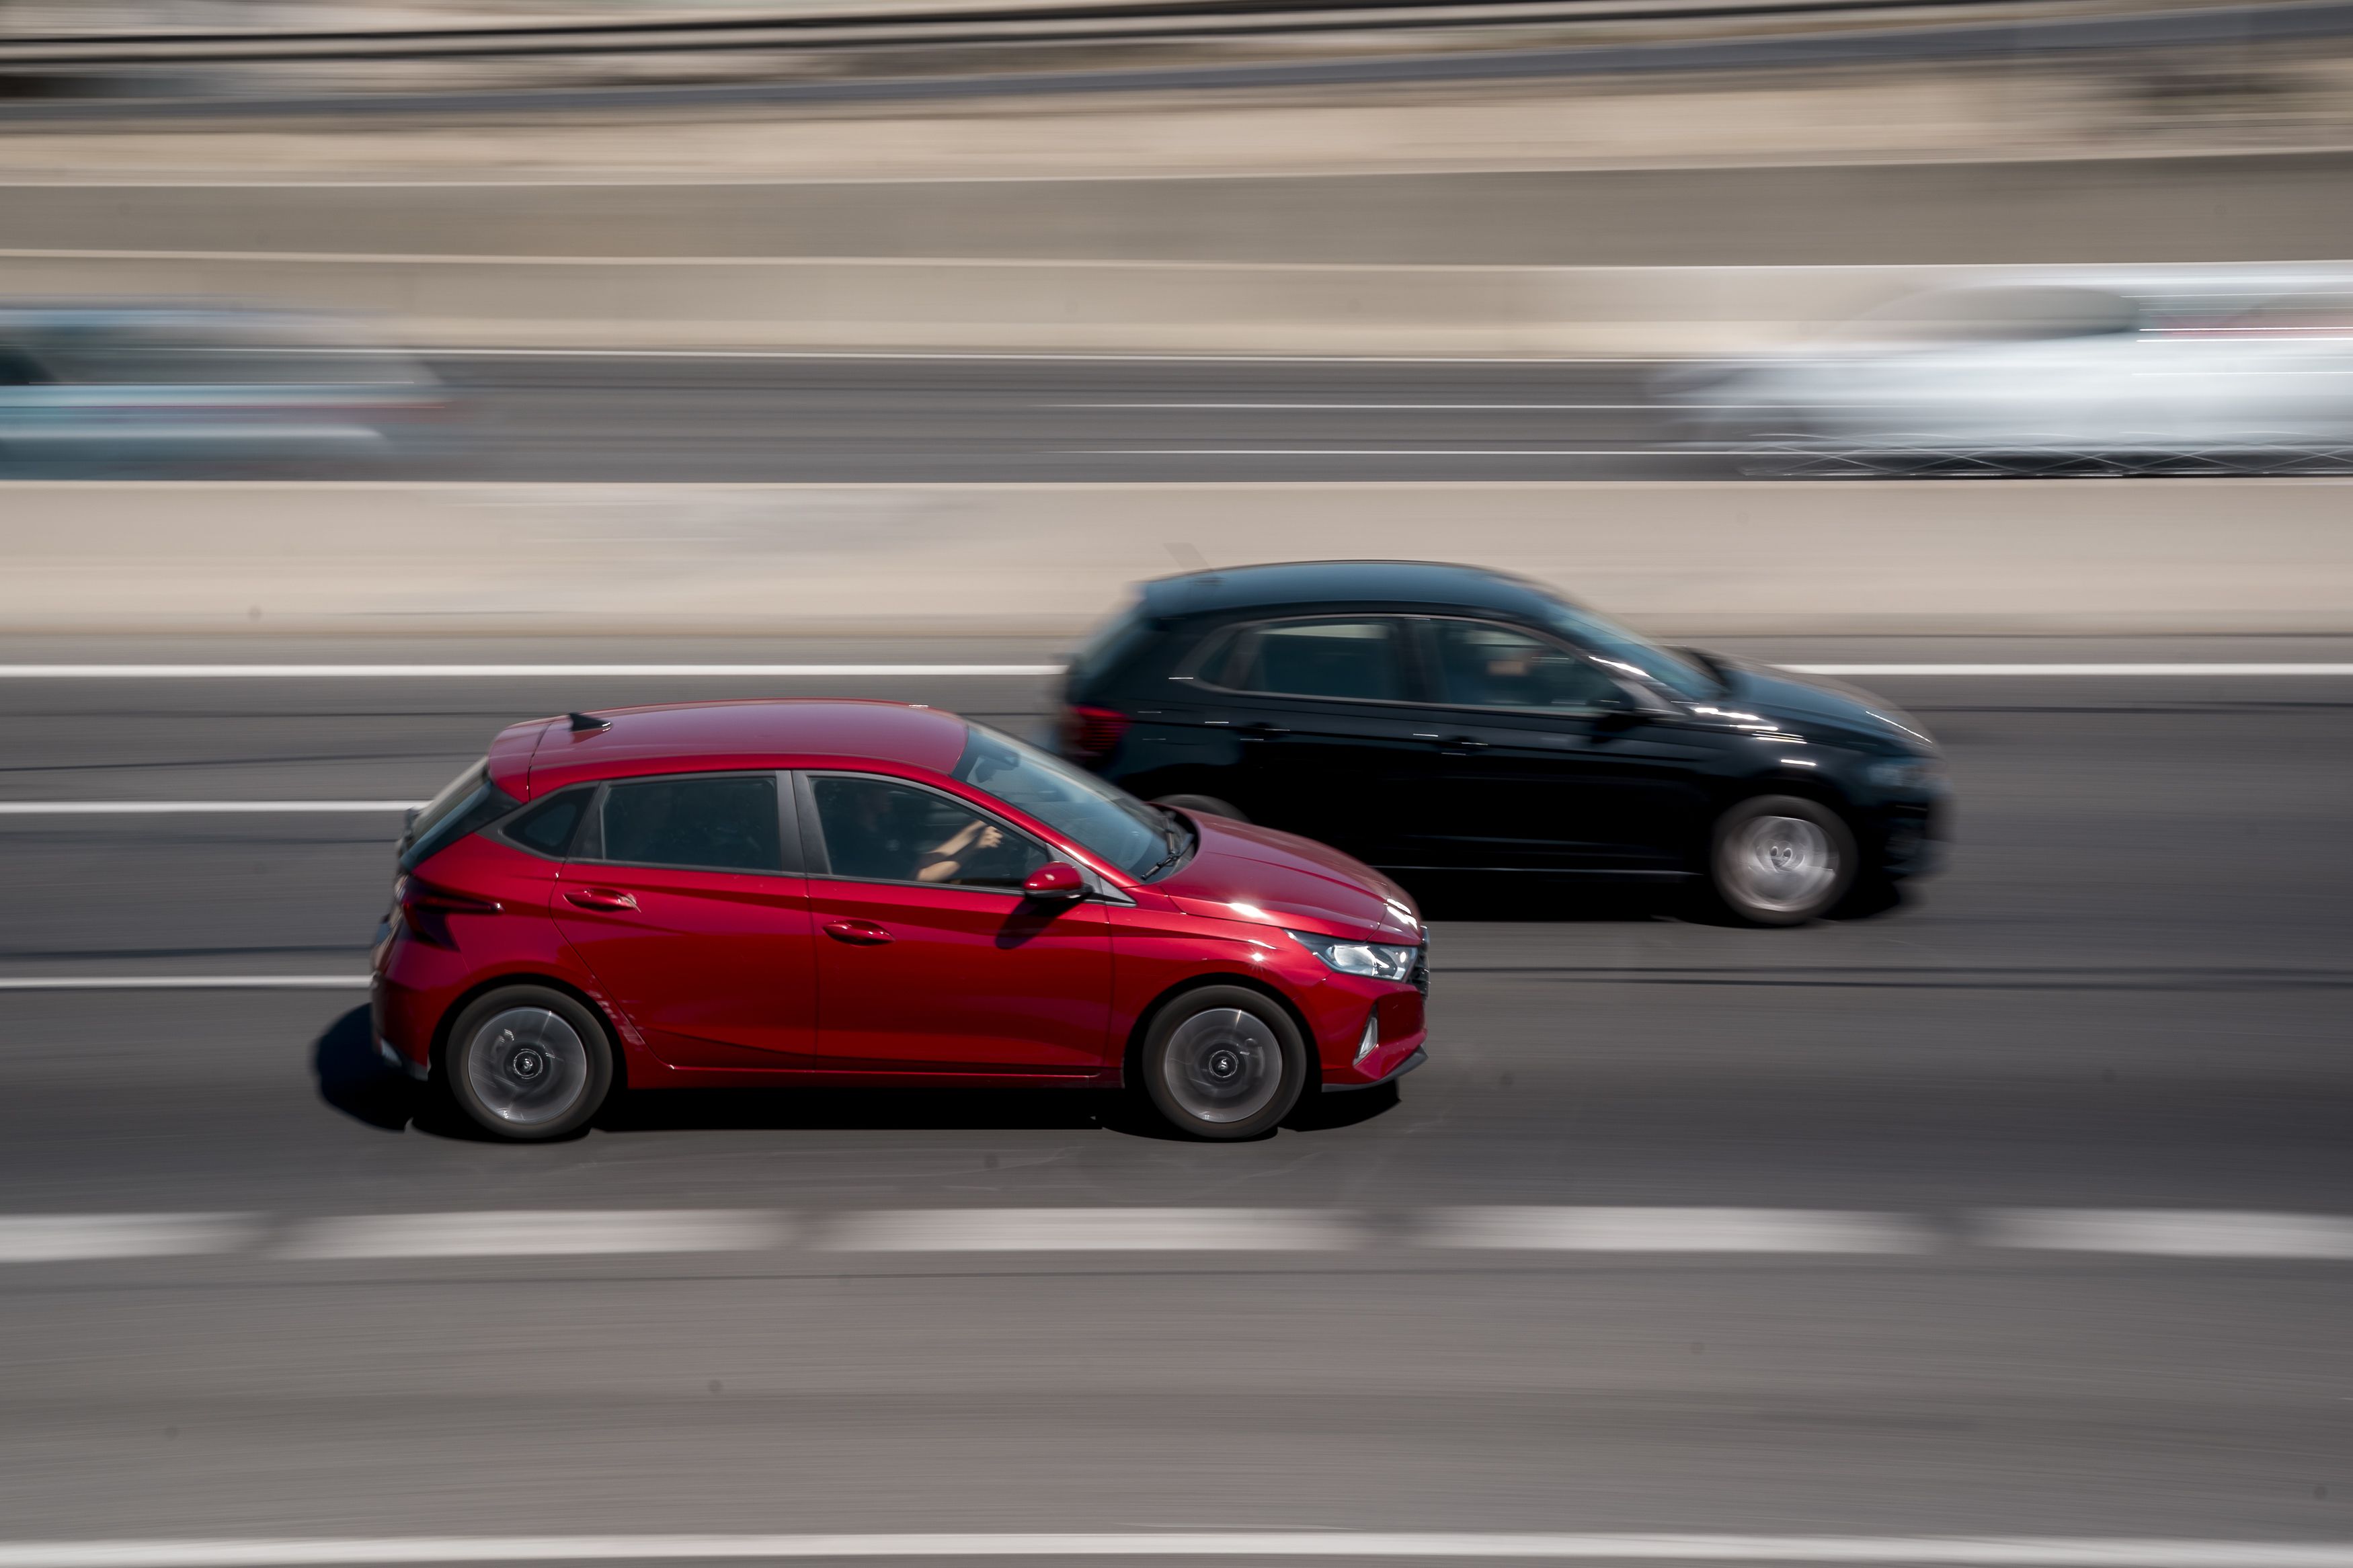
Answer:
top-left (1657, 270), bottom-right (2353, 477)
top-left (0, 305), bottom-right (446, 473)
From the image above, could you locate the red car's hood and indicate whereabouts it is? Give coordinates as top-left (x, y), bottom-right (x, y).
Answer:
top-left (1156, 815), bottom-right (1421, 944)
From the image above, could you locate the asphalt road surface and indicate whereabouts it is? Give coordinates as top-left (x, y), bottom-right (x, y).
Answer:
top-left (1, 634), bottom-right (2350, 1555)
top-left (417, 354), bottom-right (1700, 484)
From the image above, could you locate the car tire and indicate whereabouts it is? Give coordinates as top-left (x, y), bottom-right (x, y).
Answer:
top-left (1154, 793), bottom-right (1248, 823)
top-left (1139, 985), bottom-right (1308, 1141)
top-left (443, 984), bottom-right (614, 1141)
top-left (1709, 794), bottom-right (1858, 927)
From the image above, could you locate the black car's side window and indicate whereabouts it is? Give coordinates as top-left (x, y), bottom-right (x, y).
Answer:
top-left (1218, 618), bottom-right (1406, 702)
top-left (1431, 620), bottom-right (1626, 713)
top-left (592, 774), bottom-right (783, 873)
top-left (809, 775), bottom-right (1049, 891)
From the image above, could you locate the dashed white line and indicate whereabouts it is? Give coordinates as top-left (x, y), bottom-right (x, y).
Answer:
top-left (1423, 1207), bottom-right (1931, 1253)
top-left (0, 1214), bottom-right (256, 1262)
top-left (0, 801), bottom-right (421, 815)
top-left (0, 977), bottom-right (369, 991)
top-left (822, 1206), bottom-right (1361, 1252)
top-left (1980, 1209), bottom-right (2353, 1260)
top-left (0, 1534), bottom-right (2350, 1566)
top-left (1785, 664), bottom-right (2353, 677)
top-left (0, 663), bottom-right (2343, 682)
top-left (0, 665), bottom-right (1061, 679)
top-left (4, 1208), bottom-right (2353, 1264)
top-left (278, 1210), bottom-right (788, 1261)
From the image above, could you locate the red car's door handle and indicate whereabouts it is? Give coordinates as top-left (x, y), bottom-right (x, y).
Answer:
top-left (823, 919), bottom-right (894, 946)
top-left (564, 889), bottom-right (639, 912)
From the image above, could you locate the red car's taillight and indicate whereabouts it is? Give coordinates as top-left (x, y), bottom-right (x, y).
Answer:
top-left (394, 874), bottom-right (503, 950)
top-left (1061, 704), bottom-right (1131, 763)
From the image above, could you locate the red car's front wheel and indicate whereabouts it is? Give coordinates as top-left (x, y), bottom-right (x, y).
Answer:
top-left (1140, 985), bottom-right (1307, 1141)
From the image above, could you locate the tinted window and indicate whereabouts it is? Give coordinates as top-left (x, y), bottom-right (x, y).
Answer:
top-left (811, 776), bottom-right (1049, 891)
top-left (1433, 621), bottom-right (1624, 712)
top-left (1533, 600), bottom-right (1720, 701)
top-left (1226, 618), bottom-right (1404, 702)
top-left (502, 790), bottom-right (589, 858)
top-left (598, 774), bottom-right (781, 872)
top-left (399, 759), bottom-right (519, 871)
top-left (954, 723), bottom-right (1168, 878)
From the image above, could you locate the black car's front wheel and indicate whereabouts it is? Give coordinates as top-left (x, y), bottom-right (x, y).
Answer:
top-left (1709, 794), bottom-right (1857, 926)
top-left (1139, 985), bottom-right (1307, 1140)
top-left (443, 985), bottom-right (614, 1141)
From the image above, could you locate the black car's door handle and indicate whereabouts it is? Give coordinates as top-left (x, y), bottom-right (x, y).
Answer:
top-left (1435, 735), bottom-right (1488, 755)
top-left (1241, 722), bottom-right (1293, 739)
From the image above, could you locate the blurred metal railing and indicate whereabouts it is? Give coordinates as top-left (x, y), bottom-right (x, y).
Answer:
top-left (0, 0), bottom-right (2145, 64)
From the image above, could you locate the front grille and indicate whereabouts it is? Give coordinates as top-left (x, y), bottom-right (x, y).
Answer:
top-left (1411, 941), bottom-right (1430, 996)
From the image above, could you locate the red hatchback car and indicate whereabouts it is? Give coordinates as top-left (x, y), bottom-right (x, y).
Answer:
top-left (373, 700), bottom-right (1429, 1142)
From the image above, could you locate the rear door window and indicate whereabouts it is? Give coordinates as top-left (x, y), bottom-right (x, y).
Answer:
top-left (1218, 618), bottom-right (1409, 702)
top-left (592, 774), bottom-right (783, 873)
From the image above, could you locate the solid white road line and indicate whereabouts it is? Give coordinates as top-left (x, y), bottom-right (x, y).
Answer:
top-left (1785, 664), bottom-right (2353, 677)
top-left (0, 1214), bottom-right (255, 1262)
top-left (1425, 1207), bottom-right (1931, 1253)
top-left (0, 802), bottom-right (420, 815)
top-left (0, 665), bottom-right (1061, 679)
top-left (278, 1210), bottom-right (787, 1261)
top-left (1980, 1209), bottom-right (2353, 1260)
top-left (2, 1534), bottom-right (2352, 1566)
top-left (0, 976), bottom-right (369, 991)
top-left (0, 663), bottom-right (2344, 681)
top-left (822, 1207), bottom-right (1361, 1252)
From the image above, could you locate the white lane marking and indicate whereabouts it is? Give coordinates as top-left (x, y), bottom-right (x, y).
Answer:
top-left (0, 665), bottom-right (1061, 679)
top-left (1786, 663), bottom-right (2353, 677)
top-left (1078, 447), bottom-right (1683, 456)
top-left (1981, 1210), bottom-right (2353, 1259)
top-left (0, 663), bottom-right (2344, 681)
top-left (278, 1210), bottom-right (787, 1261)
top-left (1425, 1207), bottom-right (1931, 1253)
top-left (2, 1534), bottom-right (2352, 1566)
top-left (0, 976), bottom-right (369, 991)
top-left (1059, 401), bottom-right (1669, 411)
top-left (823, 1207), bottom-right (1361, 1252)
top-left (0, 1214), bottom-right (257, 1262)
top-left (0, 801), bottom-right (421, 815)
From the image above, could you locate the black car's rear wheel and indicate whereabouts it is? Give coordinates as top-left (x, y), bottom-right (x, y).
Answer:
top-left (444, 985), bottom-right (614, 1141)
top-left (1709, 794), bottom-right (1857, 926)
top-left (1140, 985), bottom-right (1306, 1141)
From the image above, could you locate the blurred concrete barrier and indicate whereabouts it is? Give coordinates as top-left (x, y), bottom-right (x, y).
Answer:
top-left (0, 249), bottom-right (1971, 354)
top-left (5, 480), bottom-right (2348, 635)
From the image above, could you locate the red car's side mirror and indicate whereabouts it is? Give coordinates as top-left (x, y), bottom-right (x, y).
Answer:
top-left (1022, 862), bottom-right (1086, 900)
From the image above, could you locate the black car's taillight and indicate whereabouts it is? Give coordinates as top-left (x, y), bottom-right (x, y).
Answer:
top-left (1061, 704), bottom-right (1131, 764)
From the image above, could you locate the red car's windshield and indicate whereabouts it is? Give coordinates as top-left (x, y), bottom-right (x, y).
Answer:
top-left (953, 722), bottom-right (1173, 878)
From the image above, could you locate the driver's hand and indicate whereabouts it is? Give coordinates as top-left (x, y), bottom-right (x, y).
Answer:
top-left (978, 825), bottom-right (1004, 850)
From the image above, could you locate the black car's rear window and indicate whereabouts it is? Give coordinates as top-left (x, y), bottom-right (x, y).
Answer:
top-left (1065, 600), bottom-right (1154, 696)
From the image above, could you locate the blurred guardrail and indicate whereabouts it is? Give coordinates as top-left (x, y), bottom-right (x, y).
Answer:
top-left (6, 0), bottom-right (2348, 115)
top-left (0, 0), bottom-right (2104, 65)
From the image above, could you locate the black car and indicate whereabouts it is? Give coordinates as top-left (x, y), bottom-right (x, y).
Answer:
top-left (1057, 561), bottom-right (1946, 925)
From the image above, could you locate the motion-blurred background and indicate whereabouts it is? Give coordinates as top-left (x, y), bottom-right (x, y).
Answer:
top-left (1, 0), bottom-right (2350, 1562)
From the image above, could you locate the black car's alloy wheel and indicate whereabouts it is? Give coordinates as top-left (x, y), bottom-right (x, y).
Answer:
top-left (1710, 794), bottom-right (1858, 926)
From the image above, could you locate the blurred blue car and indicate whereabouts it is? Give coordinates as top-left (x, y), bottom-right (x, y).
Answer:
top-left (0, 305), bottom-right (446, 473)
